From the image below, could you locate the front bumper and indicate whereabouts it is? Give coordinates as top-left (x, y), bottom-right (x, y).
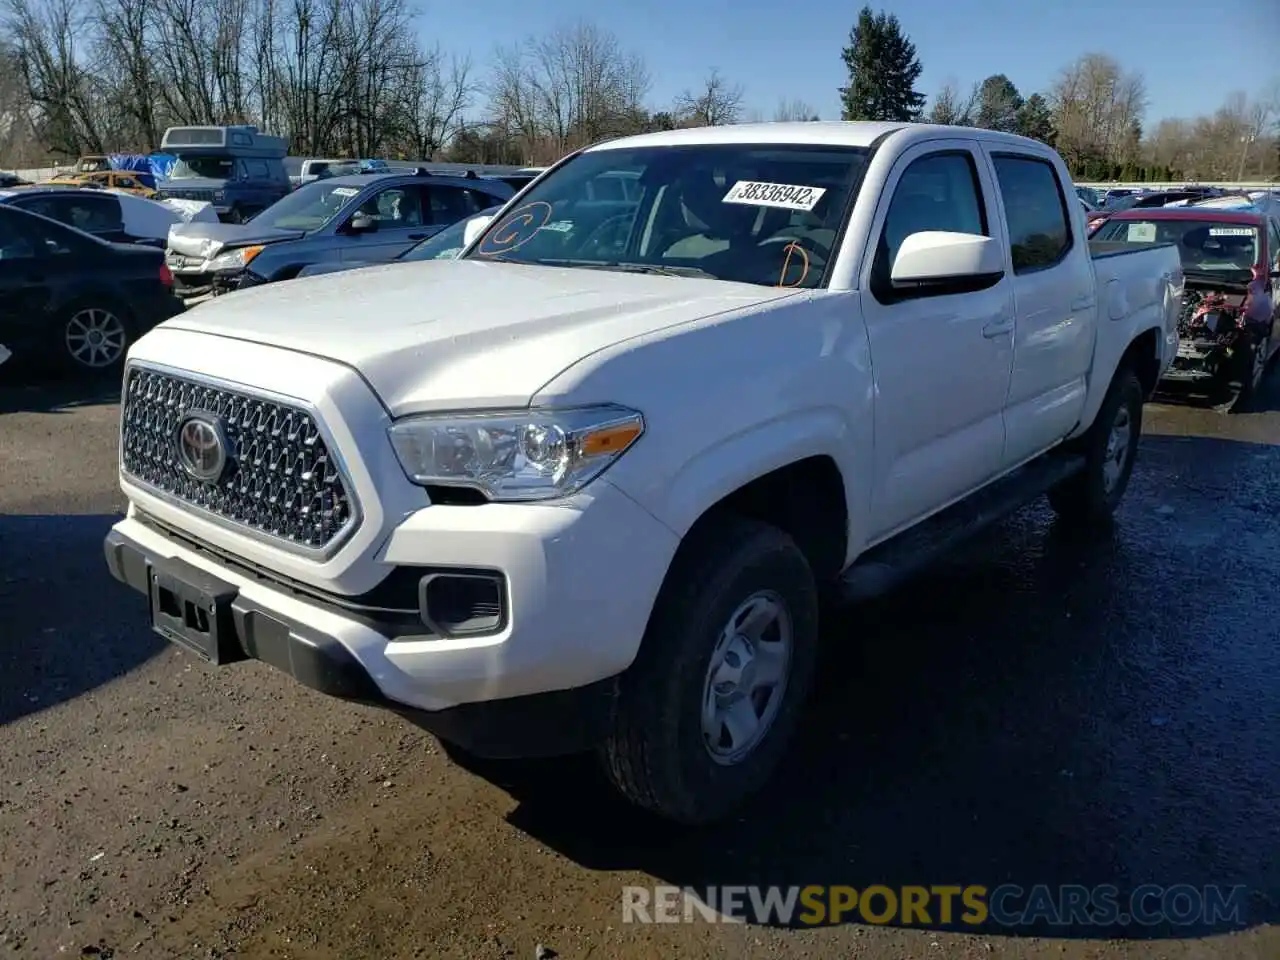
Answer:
top-left (104, 476), bottom-right (678, 755)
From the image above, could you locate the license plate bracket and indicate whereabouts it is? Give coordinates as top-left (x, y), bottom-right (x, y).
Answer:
top-left (149, 557), bottom-right (242, 664)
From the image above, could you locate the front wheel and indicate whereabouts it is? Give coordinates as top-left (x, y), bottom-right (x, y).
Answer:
top-left (1048, 366), bottom-right (1144, 525)
top-left (600, 516), bottom-right (819, 825)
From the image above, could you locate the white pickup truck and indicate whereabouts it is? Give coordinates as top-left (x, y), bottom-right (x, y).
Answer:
top-left (104, 122), bottom-right (1182, 824)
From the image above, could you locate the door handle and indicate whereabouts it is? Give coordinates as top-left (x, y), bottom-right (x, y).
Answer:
top-left (982, 318), bottom-right (1014, 339)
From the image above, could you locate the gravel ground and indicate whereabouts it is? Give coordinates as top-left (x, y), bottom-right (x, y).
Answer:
top-left (0, 373), bottom-right (1277, 960)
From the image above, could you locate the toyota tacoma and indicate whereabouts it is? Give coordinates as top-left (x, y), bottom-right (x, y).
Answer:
top-left (105, 122), bottom-right (1182, 824)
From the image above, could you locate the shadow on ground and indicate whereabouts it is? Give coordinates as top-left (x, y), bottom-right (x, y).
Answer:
top-left (0, 514), bottom-right (166, 726)
top-left (449, 433), bottom-right (1280, 940)
top-left (0, 369), bottom-right (121, 415)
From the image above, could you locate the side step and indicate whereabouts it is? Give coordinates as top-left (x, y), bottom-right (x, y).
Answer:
top-left (838, 452), bottom-right (1086, 603)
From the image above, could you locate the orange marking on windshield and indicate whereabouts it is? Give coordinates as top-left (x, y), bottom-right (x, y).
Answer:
top-left (478, 201), bottom-right (553, 256)
top-left (777, 242), bottom-right (810, 287)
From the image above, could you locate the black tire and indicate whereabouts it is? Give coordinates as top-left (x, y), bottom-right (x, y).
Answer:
top-left (225, 206), bottom-right (244, 224)
top-left (58, 299), bottom-right (135, 376)
top-left (1210, 338), bottom-right (1261, 414)
top-left (1047, 365), bottom-right (1143, 524)
top-left (599, 515), bottom-right (820, 825)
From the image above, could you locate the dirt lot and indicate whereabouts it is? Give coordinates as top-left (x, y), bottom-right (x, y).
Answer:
top-left (1, 375), bottom-right (1277, 959)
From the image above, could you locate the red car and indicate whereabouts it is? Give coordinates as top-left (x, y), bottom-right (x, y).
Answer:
top-left (1091, 206), bottom-right (1280, 409)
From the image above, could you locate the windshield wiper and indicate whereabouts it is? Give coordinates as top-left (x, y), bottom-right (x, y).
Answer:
top-left (536, 258), bottom-right (716, 279)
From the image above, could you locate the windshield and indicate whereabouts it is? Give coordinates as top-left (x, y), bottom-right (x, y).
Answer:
top-left (171, 156), bottom-right (233, 180)
top-left (402, 207), bottom-right (503, 262)
top-left (463, 143), bottom-right (870, 288)
top-left (1095, 217), bottom-right (1260, 278)
top-left (251, 181), bottom-right (364, 231)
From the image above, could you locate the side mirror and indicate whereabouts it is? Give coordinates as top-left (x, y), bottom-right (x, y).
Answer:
top-left (891, 231), bottom-right (1005, 285)
top-left (463, 214), bottom-right (494, 247)
top-left (348, 212), bottom-right (377, 233)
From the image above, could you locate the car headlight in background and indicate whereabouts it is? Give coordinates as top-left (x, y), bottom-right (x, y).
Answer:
top-left (388, 405), bottom-right (644, 502)
top-left (207, 245), bottom-right (263, 271)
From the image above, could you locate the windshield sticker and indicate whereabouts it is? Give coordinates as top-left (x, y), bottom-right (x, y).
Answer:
top-left (723, 181), bottom-right (827, 212)
top-left (330, 186), bottom-right (360, 198)
top-left (477, 201), bottom-right (553, 255)
top-left (1208, 227), bottom-right (1253, 236)
top-left (1126, 223), bottom-right (1156, 243)
top-left (543, 220), bottom-right (574, 233)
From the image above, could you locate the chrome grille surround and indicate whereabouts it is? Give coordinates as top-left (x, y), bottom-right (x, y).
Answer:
top-left (119, 361), bottom-right (361, 559)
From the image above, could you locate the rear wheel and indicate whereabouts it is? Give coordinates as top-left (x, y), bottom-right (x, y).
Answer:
top-left (1048, 366), bottom-right (1143, 525)
top-left (61, 303), bottom-right (132, 374)
top-left (600, 516), bottom-right (819, 825)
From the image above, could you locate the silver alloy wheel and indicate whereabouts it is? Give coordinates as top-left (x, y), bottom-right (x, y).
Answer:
top-left (701, 590), bottom-right (793, 765)
top-left (1101, 403), bottom-right (1132, 494)
top-left (65, 308), bottom-right (127, 368)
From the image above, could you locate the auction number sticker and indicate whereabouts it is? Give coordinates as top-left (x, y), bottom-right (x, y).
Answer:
top-left (1126, 223), bottom-right (1156, 242)
top-left (331, 186), bottom-right (360, 197)
top-left (723, 181), bottom-right (827, 212)
top-left (1208, 227), bottom-right (1253, 236)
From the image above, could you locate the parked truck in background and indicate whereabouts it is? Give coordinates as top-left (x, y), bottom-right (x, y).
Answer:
top-left (103, 122), bottom-right (1182, 825)
top-left (154, 125), bottom-right (290, 224)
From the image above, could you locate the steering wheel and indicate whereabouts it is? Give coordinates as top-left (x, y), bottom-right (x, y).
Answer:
top-left (576, 211), bottom-right (636, 256)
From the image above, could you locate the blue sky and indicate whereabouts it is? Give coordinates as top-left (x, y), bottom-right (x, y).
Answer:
top-left (423, 0), bottom-right (1278, 127)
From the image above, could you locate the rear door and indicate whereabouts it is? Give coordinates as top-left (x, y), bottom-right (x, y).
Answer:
top-left (981, 147), bottom-right (1096, 466)
top-left (0, 208), bottom-right (81, 359)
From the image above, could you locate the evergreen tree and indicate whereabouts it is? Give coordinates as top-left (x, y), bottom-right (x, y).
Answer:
top-left (839, 6), bottom-right (926, 122)
top-left (975, 75), bottom-right (1024, 132)
top-left (1015, 93), bottom-right (1056, 145)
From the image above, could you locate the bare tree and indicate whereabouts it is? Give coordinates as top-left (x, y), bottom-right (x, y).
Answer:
top-left (1049, 53), bottom-right (1147, 170)
top-left (486, 21), bottom-right (650, 161)
top-left (773, 98), bottom-right (818, 122)
top-left (927, 78), bottom-right (977, 125)
top-left (674, 68), bottom-right (743, 126)
top-left (402, 46), bottom-right (474, 160)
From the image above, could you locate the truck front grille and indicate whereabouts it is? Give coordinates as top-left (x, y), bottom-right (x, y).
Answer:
top-left (161, 188), bottom-right (215, 203)
top-left (120, 366), bottom-right (357, 554)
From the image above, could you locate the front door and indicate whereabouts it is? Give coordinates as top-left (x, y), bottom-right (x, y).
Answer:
top-left (339, 185), bottom-right (432, 262)
top-left (982, 149), bottom-right (1095, 465)
top-left (858, 140), bottom-right (1015, 540)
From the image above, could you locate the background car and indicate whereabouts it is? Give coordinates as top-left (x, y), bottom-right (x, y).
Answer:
top-left (295, 203), bottom-right (505, 278)
top-left (0, 186), bottom-right (202, 248)
top-left (164, 170), bottom-right (514, 298)
top-left (0, 204), bottom-right (183, 374)
top-left (43, 170), bottom-right (159, 198)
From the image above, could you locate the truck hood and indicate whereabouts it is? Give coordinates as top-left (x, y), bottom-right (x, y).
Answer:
top-left (160, 259), bottom-right (800, 414)
top-left (167, 221), bottom-right (306, 259)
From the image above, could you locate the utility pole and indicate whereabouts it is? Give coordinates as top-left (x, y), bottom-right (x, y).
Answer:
top-left (1236, 133), bottom-right (1256, 184)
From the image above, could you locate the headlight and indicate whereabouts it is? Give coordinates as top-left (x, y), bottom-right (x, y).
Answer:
top-left (208, 245), bottom-right (263, 271)
top-left (387, 405), bottom-right (644, 502)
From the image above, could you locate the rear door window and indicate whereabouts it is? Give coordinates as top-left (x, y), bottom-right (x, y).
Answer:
top-left (991, 155), bottom-right (1073, 273)
top-left (421, 186), bottom-right (473, 225)
top-left (60, 194), bottom-right (123, 235)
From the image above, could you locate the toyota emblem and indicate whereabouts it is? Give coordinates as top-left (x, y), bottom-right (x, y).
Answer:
top-left (175, 414), bottom-right (228, 483)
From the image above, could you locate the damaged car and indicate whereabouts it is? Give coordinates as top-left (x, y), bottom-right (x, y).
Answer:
top-left (1091, 206), bottom-right (1280, 410)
